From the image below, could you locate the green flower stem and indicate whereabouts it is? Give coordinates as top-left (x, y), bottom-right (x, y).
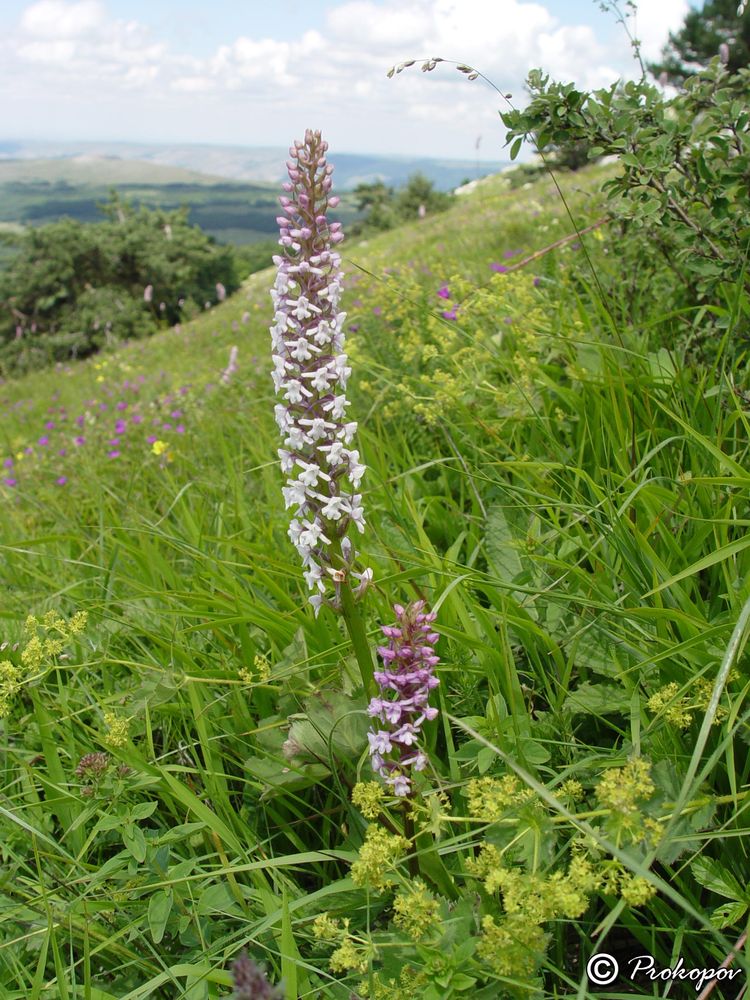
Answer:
top-left (339, 577), bottom-right (375, 696)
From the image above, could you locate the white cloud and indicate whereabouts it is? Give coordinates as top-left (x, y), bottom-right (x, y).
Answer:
top-left (631, 0), bottom-right (689, 61)
top-left (2, 0), bottom-right (690, 157)
top-left (21, 0), bottom-right (103, 39)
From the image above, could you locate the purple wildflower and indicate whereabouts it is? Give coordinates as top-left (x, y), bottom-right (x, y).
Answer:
top-left (74, 436), bottom-right (86, 446)
top-left (270, 129), bottom-right (370, 616)
top-left (231, 951), bottom-right (282, 999)
top-left (3, 477), bottom-right (17, 487)
top-left (38, 436), bottom-right (49, 446)
top-left (367, 601), bottom-right (440, 796)
top-left (221, 345), bottom-right (239, 386)
top-left (3, 458), bottom-right (12, 469)
top-left (490, 263), bottom-right (508, 273)
top-left (437, 285), bottom-right (451, 300)
top-left (56, 476), bottom-right (68, 486)
top-left (441, 309), bottom-right (457, 321)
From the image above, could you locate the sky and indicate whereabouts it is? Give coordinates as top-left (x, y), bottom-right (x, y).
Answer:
top-left (0, 0), bottom-right (697, 161)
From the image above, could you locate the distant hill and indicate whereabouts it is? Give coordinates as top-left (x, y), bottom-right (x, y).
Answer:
top-left (0, 140), bottom-right (507, 192)
top-left (0, 157), bottom-right (230, 187)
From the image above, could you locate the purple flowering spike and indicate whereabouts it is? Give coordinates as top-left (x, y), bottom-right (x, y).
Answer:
top-left (270, 130), bottom-right (371, 615)
top-left (367, 601), bottom-right (440, 795)
top-left (231, 951), bottom-right (282, 999)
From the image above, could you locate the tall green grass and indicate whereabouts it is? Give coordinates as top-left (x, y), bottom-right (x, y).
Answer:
top-left (1, 164), bottom-right (748, 998)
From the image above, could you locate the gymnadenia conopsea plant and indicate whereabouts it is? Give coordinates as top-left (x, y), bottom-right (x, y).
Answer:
top-left (269, 129), bottom-right (439, 795)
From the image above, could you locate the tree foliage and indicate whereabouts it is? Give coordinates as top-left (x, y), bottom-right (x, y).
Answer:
top-left (0, 192), bottom-right (238, 374)
top-left (649, 0), bottom-right (750, 84)
top-left (351, 173), bottom-right (453, 234)
top-left (502, 59), bottom-right (750, 337)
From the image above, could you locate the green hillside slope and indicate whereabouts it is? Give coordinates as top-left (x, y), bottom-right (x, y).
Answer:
top-left (0, 160), bottom-right (748, 999)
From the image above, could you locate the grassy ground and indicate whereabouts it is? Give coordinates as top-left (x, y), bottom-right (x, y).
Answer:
top-left (1, 162), bottom-right (749, 999)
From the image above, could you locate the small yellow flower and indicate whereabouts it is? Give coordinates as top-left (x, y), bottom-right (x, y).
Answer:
top-left (151, 440), bottom-right (168, 456)
top-left (312, 913), bottom-right (342, 942)
top-left (352, 781), bottom-right (385, 820)
top-left (103, 711), bottom-right (130, 748)
top-left (392, 879), bottom-right (441, 940)
top-left (0, 660), bottom-right (21, 718)
top-left (350, 825), bottom-right (410, 891)
top-left (67, 611), bottom-right (88, 635)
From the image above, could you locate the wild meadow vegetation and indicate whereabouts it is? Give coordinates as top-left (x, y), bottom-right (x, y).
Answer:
top-left (1, 27), bottom-right (750, 1000)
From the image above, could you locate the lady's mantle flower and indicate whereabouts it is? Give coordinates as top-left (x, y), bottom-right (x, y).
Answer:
top-left (270, 129), bottom-right (371, 614)
top-left (367, 600), bottom-right (440, 795)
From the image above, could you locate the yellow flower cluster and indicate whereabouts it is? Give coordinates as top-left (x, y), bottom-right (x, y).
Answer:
top-left (600, 862), bottom-right (656, 907)
top-left (103, 711), bottom-right (130, 748)
top-left (595, 756), bottom-right (656, 846)
top-left (311, 914), bottom-right (369, 975)
top-left (469, 846), bottom-right (599, 923)
top-left (357, 967), bottom-right (428, 1000)
top-left (0, 661), bottom-right (21, 718)
top-left (647, 678), bottom-right (727, 728)
top-left (351, 269), bottom-right (554, 429)
top-left (466, 774), bottom-right (534, 821)
top-left (392, 879), bottom-right (441, 940)
top-left (596, 757), bottom-right (655, 813)
top-left (2, 609), bottom-right (89, 716)
top-left (468, 846), bottom-right (603, 982)
top-left (352, 781), bottom-right (386, 820)
top-left (350, 825), bottom-right (410, 891)
top-left (477, 913), bottom-right (549, 980)
top-left (238, 653), bottom-right (272, 685)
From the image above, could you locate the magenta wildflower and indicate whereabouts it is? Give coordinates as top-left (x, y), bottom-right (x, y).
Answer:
top-left (74, 436), bottom-right (85, 446)
top-left (3, 477), bottom-right (17, 487)
top-left (372, 306), bottom-right (382, 316)
top-left (147, 434), bottom-right (158, 444)
top-left (367, 601), bottom-right (440, 796)
top-left (437, 285), bottom-right (451, 299)
top-left (115, 420), bottom-right (126, 434)
top-left (490, 263), bottom-right (508, 273)
top-left (3, 458), bottom-right (12, 469)
top-left (56, 476), bottom-right (68, 486)
top-left (441, 309), bottom-right (457, 321)
top-left (38, 435), bottom-right (49, 446)
top-left (108, 449), bottom-right (120, 459)
top-left (45, 420), bottom-right (55, 430)
top-left (270, 129), bottom-right (370, 616)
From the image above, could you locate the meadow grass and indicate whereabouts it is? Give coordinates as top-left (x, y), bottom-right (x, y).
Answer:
top-left (1, 162), bottom-right (749, 999)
